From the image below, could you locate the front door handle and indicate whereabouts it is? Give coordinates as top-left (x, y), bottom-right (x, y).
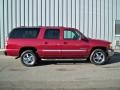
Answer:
top-left (64, 42), bottom-right (67, 44)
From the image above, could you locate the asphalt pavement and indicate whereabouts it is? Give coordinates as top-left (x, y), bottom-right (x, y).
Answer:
top-left (0, 52), bottom-right (120, 90)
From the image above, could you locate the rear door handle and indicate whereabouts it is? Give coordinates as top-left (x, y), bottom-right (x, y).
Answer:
top-left (64, 42), bottom-right (67, 44)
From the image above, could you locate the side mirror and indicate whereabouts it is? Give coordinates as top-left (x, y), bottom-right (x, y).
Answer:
top-left (81, 36), bottom-right (89, 42)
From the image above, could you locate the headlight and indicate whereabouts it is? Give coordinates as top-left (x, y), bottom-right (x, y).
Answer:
top-left (109, 43), bottom-right (112, 49)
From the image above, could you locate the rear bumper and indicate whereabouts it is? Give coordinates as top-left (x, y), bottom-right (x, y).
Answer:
top-left (0, 49), bottom-right (6, 55)
top-left (4, 50), bottom-right (19, 59)
top-left (107, 49), bottom-right (114, 57)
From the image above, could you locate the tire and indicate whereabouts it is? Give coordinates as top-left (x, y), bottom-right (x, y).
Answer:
top-left (21, 50), bottom-right (37, 67)
top-left (90, 49), bottom-right (107, 65)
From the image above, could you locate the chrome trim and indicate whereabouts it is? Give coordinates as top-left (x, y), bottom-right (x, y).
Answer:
top-left (43, 49), bottom-right (87, 52)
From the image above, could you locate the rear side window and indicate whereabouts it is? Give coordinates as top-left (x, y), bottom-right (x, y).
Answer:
top-left (44, 29), bottom-right (60, 39)
top-left (9, 28), bottom-right (40, 38)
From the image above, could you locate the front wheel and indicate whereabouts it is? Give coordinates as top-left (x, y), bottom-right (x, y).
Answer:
top-left (21, 50), bottom-right (37, 67)
top-left (90, 49), bottom-right (107, 65)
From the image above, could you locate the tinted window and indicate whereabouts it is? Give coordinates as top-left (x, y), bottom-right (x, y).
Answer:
top-left (64, 30), bottom-right (80, 40)
top-left (44, 29), bottom-right (60, 39)
top-left (9, 28), bottom-right (40, 38)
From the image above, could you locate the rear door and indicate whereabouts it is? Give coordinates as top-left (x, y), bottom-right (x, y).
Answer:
top-left (41, 28), bottom-right (61, 58)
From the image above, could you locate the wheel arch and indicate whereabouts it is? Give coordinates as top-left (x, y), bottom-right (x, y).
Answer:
top-left (89, 46), bottom-right (108, 56)
top-left (19, 47), bottom-right (37, 57)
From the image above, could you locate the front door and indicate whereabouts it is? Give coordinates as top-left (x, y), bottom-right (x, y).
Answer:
top-left (61, 29), bottom-right (89, 58)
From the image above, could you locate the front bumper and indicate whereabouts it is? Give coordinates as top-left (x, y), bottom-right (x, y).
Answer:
top-left (107, 49), bottom-right (114, 56)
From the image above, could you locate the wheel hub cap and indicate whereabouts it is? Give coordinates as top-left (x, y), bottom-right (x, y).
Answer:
top-left (93, 52), bottom-right (105, 64)
top-left (23, 53), bottom-right (35, 65)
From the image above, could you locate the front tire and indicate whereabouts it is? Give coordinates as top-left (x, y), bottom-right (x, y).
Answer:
top-left (90, 49), bottom-right (107, 65)
top-left (21, 50), bottom-right (37, 67)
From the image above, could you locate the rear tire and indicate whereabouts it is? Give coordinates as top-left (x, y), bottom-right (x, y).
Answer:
top-left (90, 49), bottom-right (107, 65)
top-left (21, 50), bottom-right (37, 67)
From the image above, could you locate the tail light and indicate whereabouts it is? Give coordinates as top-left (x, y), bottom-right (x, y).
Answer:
top-left (5, 38), bottom-right (8, 47)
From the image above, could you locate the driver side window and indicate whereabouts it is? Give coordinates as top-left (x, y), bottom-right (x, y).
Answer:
top-left (64, 30), bottom-right (80, 40)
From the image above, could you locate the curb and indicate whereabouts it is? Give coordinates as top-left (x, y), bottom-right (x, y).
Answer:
top-left (114, 49), bottom-right (120, 53)
top-left (0, 49), bottom-right (5, 55)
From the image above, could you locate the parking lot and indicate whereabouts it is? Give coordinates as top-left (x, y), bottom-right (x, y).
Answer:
top-left (0, 52), bottom-right (120, 90)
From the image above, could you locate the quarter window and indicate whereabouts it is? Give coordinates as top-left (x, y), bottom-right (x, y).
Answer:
top-left (9, 28), bottom-right (40, 38)
top-left (44, 29), bottom-right (60, 39)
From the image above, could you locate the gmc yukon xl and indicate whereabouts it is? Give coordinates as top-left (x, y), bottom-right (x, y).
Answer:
top-left (5, 26), bottom-right (114, 66)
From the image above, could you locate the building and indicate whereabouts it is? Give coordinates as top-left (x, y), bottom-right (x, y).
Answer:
top-left (0, 0), bottom-right (120, 49)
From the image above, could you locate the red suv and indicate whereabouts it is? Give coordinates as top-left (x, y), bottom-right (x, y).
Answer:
top-left (5, 26), bottom-right (114, 66)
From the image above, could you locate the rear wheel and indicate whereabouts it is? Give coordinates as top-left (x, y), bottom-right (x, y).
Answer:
top-left (21, 50), bottom-right (37, 67)
top-left (90, 49), bottom-right (107, 65)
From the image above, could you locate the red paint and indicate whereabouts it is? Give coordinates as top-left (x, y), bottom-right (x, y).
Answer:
top-left (5, 26), bottom-right (111, 59)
